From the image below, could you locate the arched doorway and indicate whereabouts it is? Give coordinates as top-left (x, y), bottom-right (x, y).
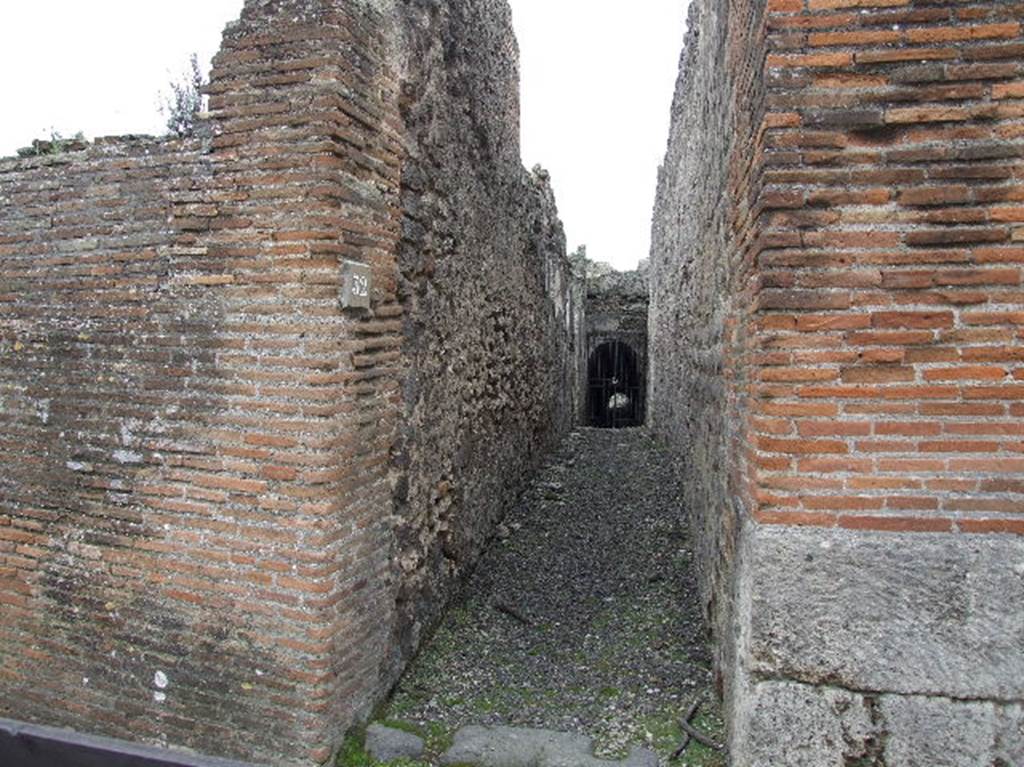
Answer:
top-left (586, 340), bottom-right (644, 428)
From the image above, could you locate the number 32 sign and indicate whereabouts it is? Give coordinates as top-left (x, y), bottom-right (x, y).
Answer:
top-left (341, 260), bottom-right (372, 310)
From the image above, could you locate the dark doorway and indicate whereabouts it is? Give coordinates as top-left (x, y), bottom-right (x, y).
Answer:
top-left (587, 340), bottom-right (644, 428)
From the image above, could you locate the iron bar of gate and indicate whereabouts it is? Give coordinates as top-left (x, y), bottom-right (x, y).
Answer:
top-left (587, 339), bottom-right (645, 429)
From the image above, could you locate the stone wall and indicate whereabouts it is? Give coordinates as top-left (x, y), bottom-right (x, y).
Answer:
top-left (386, 0), bottom-right (580, 673)
top-left (0, 1), bottom-right (579, 765)
top-left (649, 0), bottom-right (766, 703)
top-left (650, 0), bottom-right (1024, 764)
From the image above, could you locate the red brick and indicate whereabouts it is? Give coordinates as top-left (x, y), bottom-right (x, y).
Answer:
top-left (924, 366), bottom-right (1008, 381)
top-left (926, 479), bottom-right (977, 493)
top-left (963, 312), bottom-right (1024, 326)
top-left (767, 52), bottom-right (855, 68)
top-left (848, 477), bottom-right (923, 491)
top-left (761, 475), bottom-right (844, 491)
top-left (963, 385), bottom-right (1024, 399)
top-left (907, 227), bottom-right (1009, 247)
top-left (979, 478), bottom-right (1024, 493)
top-left (754, 509), bottom-right (837, 527)
top-left (857, 439), bottom-right (917, 453)
top-left (798, 420), bottom-right (872, 436)
top-left (845, 402), bottom-right (917, 415)
top-left (808, 29), bottom-right (901, 46)
top-left (804, 495), bottom-right (886, 511)
top-left (838, 515), bottom-right (953, 532)
top-left (848, 331), bottom-right (936, 346)
top-left (877, 458), bottom-right (947, 472)
top-left (887, 496), bottom-right (940, 511)
top-left (841, 366), bottom-right (916, 384)
top-left (856, 47), bottom-right (958, 64)
top-left (762, 367), bottom-right (840, 382)
top-left (906, 23), bottom-right (1021, 44)
top-left (993, 82), bottom-right (1024, 100)
top-left (946, 498), bottom-right (1024, 514)
top-left (919, 440), bottom-right (1000, 453)
top-left (949, 458), bottom-right (1024, 472)
top-left (959, 519), bottom-right (1024, 535)
top-left (261, 465), bottom-right (299, 481)
top-left (798, 457), bottom-right (874, 473)
top-left (809, 0), bottom-right (907, 9)
top-left (760, 289), bottom-right (852, 310)
top-left (899, 186), bottom-right (972, 207)
top-left (796, 313), bottom-right (871, 331)
top-left (905, 347), bottom-right (958, 364)
top-left (946, 422), bottom-right (1024, 436)
top-left (761, 402), bottom-right (840, 416)
top-left (991, 206), bottom-right (1024, 223)
top-left (871, 311), bottom-right (954, 329)
top-left (759, 437), bottom-right (849, 454)
top-left (861, 349), bottom-right (906, 364)
top-left (875, 421), bottom-right (942, 436)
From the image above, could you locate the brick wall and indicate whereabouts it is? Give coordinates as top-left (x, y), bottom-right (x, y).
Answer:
top-left (0, 1), bottom-right (579, 764)
top-left (651, 0), bottom-right (1024, 763)
top-left (754, 0), bottom-right (1023, 536)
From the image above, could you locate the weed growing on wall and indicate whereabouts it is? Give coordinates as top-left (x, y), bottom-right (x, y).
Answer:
top-left (161, 53), bottom-right (207, 137)
top-left (16, 130), bottom-right (87, 157)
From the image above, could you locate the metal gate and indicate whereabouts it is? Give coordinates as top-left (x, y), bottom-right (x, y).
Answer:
top-left (587, 340), bottom-right (644, 429)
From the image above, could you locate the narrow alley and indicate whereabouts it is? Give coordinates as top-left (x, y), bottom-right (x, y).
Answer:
top-left (378, 429), bottom-right (723, 766)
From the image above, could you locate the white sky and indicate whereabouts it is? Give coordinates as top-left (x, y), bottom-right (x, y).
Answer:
top-left (0, 0), bottom-right (689, 270)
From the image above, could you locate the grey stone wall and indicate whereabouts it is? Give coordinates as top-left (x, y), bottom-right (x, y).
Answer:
top-left (385, 0), bottom-right (582, 675)
top-left (648, 0), bottom-right (765, 701)
top-left (733, 525), bottom-right (1024, 766)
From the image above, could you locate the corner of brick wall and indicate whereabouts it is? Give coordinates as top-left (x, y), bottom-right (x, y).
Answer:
top-left (0, 1), bottom-right (582, 764)
top-left (652, 0), bottom-right (1024, 762)
top-left (0, 1), bottom-right (404, 764)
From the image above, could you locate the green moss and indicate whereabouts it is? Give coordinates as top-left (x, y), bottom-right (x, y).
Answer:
top-left (337, 721), bottom-right (449, 767)
top-left (379, 719), bottom-right (426, 738)
top-left (639, 709), bottom-right (684, 755)
top-left (423, 721), bottom-right (455, 755)
top-left (336, 730), bottom-right (373, 767)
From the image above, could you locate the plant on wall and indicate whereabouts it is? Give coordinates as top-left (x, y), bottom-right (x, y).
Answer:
top-left (161, 53), bottom-right (207, 138)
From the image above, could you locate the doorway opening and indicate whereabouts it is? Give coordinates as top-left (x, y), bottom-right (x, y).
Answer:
top-left (586, 340), bottom-right (645, 428)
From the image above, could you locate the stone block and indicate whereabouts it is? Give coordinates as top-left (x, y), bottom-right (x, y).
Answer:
top-left (995, 704), bottom-right (1024, 767)
top-left (733, 681), bottom-right (876, 767)
top-left (365, 724), bottom-right (425, 763)
top-left (739, 525), bottom-right (1024, 699)
top-left (879, 696), bottom-right (995, 767)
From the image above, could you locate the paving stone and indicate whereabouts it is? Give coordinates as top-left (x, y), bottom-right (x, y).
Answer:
top-left (439, 725), bottom-right (658, 767)
top-left (366, 723), bottom-right (425, 763)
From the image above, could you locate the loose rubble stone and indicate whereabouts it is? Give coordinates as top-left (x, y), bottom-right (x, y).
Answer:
top-left (387, 429), bottom-right (721, 761)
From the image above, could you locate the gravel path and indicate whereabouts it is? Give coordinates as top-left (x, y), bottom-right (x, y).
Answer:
top-left (384, 428), bottom-right (724, 765)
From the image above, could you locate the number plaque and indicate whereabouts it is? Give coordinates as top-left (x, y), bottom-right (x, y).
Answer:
top-left (341, 260), bottom-right (372, 310)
